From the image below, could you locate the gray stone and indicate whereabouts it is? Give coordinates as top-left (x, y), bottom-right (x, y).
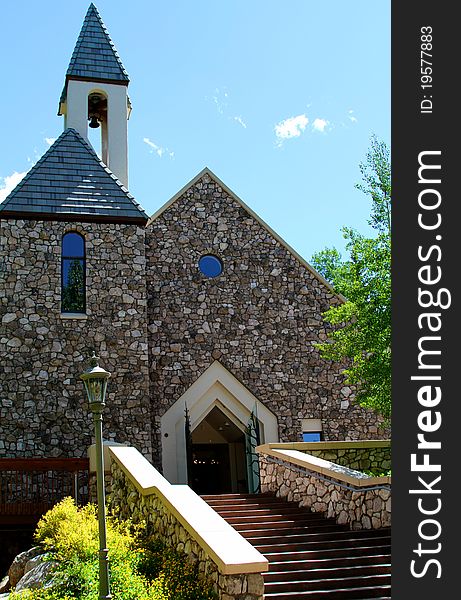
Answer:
top-left (24, 554), bottom-right (47, 574)
top-left (259, 450), bottom-right (391, 531)
top-left (0, 575), bottom-right (9, 594)
top-left (8, 546), bottom-right (42, 587)
top-left (15, 560), bottom-right (58, 592)
top-left (2, 313), bottom-right (16, 324)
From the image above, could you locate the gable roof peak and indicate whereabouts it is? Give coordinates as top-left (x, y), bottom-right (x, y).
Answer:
top-left (146, 167), bottom-right (343, 298)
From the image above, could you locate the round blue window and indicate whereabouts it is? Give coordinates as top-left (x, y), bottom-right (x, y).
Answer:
top-left (199, 255), bottom-right (223, 278)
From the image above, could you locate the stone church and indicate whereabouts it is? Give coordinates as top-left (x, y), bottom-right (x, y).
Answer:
top-left (0, 4), bottom-right (386, 494)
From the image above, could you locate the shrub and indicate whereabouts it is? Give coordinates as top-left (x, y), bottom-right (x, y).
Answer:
top-left (363, 468), bottom-right (392, 477)
top-left (35, 497), bottom-right (99, 561)
top-left (34, 497), bottom-right (136, 563)
top-left (138, 537), bottom-right (217, 600)
top-left (11, 498), bottom-right (216, 600)
top-left (159, 547), bottom-right (216, 600)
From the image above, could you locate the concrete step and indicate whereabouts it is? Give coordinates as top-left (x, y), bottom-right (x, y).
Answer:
top-left (236, 523), bottom-right (349, 536)
top-left (254, 534), bottom-right (391, 554)
top-left (268, 553), bottom-right (391, 572)
top-left (201, 493), bottom-right (274, 502)
top-left (245, 527), bottom-right (390, 546)
top-left (214, 506), bottom-right (327, 519)
top-left (203, 496), bottom-right (288, 508)
top-left (262, 544), bottom-right (392, 562)
top-left (201, 492), bottom-right (391, 599)
top-left (264, 563), bottom-right (391, 582)
top-left (264, 573), bottom-right (391, 594)
top-left (224, 512), bottom-right (329, 525)
top-left (263, 585), bottom-right (391, 599)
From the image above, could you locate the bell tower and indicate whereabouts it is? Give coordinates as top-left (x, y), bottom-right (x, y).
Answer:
top-left (58, 3), bottom-right (131, 188)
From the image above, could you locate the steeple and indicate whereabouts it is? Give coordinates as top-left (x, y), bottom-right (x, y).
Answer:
top-left (58, 4), bottom-right (131, 188)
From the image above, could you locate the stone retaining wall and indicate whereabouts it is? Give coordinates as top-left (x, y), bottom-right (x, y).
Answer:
top-left (109, 461), bottom-right (264, 600)
top-left (300, 444), bottom-right (391, 473)
top-left (259, 452), bottom-right (391, 530)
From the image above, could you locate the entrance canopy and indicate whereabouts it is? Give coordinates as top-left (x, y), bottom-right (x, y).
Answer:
top-left (160, 361), bottom-right (279, 484)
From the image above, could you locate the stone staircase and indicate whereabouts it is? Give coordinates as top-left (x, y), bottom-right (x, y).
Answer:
top-left (202, 493), bottom-right (391, 599)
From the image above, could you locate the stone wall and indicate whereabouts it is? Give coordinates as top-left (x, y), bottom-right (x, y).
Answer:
top-left (259, 452), bottom-right (391, 530)
top-left (306, 446), bottom-right (391, 473)
top-left (0, 219), bottom-right (151, 459)
top-left (1, 172), bottom-right (389, 469)
top-left (109, 461), bottom-right (264, 600)
top-left (146, 172), bottom-right (388, 469)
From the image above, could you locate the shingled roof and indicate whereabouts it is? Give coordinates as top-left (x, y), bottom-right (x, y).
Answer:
top-left (0, 128), bottom-right (148, 224)
top-left (65, 3), bottom-right (129, 83)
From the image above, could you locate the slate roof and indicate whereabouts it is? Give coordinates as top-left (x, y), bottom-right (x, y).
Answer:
top-left (65, 3), bottom-right (129, 83)
top-left (0, 128), bottom-right (148, 223)
top-left (59, 4), bottom-right (130, 113)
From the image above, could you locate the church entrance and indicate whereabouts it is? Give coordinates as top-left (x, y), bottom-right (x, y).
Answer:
top-left (189, 406), bottom-right (247, 494)
top-left (160, 361), bottom-right (279, 488)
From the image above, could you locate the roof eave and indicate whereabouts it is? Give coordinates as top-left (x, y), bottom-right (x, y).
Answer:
top-left (65, 74), bottom-right (129, 86)
top-left (0, 210), bottom-right (148, 226)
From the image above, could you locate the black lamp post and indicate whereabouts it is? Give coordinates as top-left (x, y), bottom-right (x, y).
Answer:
top-left (80, 351), bottom-right (112, 600)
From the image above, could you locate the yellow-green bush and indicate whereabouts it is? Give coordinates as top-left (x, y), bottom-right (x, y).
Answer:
top-left (34, 497), bottom-right (135, 563)
top-left (137, 537), bottom-right (217, 600)
top-left (10, 498), bottom-right (216, 600)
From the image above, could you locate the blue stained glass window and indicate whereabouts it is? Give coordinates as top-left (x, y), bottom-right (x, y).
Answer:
top-left (198, 255), bottom-right (223, 278)
top-left (62, 232), bottom-right (84, 257)
top-left (302, 432), bottom-right (322, 442)
top-left (62, 232), bottom-right (86, 313)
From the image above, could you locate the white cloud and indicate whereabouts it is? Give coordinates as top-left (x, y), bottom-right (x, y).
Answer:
top-left (348, 109), bottom-right (358, 123)
top-left (212, 88), bottom-right (229, 115)
top-left (0, 171), bottom-right (27, 203)
top-left (312, 118), bottom-right (329, 133)
top-left (45, 137), bottom-right (56, 146)
top-left (143, 137), bottom-right (174, 159)
top-left (233, 116), bottom-right (247, 129)
top-left (208, 88), bottom-right (248, 129)
top-left (275, 114), bottom-right (309, 145)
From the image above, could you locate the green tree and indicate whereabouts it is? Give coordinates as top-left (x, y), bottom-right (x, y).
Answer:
top-left (311, 135), bottom-right (391, 421)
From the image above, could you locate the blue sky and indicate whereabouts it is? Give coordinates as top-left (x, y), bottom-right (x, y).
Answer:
top-left (0, 0), bottom-right (390, 262)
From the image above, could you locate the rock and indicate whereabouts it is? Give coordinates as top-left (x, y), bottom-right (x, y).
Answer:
top-left (15, 560), bottom-right (58, 592)
top-left (8, 546), bottom-right (42, 588)
top-left (1, 313), bottom-right (16, 324)
top-left (24, 554), bottom-right (47, 574)
top-left (0, 575), bottom-right (9, 594)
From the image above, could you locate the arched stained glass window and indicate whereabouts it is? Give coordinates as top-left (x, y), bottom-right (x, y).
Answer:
top-left (61, 232), bottom-right (86, 313)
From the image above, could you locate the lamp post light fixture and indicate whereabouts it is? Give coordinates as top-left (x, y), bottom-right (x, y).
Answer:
top-left (80, 351), bottom-right (112, 600)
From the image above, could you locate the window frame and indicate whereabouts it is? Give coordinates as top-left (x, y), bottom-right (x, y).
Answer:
top-left (301, 418), bottom-right (323, 443)
top-left (61, 231), bottom-right (86, 314)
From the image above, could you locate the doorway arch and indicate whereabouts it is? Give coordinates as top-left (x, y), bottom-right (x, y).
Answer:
top-left (160, 361), bottom-right (279, 488)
